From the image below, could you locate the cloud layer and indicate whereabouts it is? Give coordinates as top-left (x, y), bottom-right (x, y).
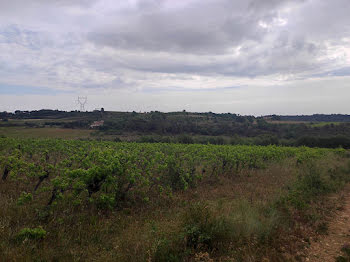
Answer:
top-left (0, 0), bottom-right (349, 113)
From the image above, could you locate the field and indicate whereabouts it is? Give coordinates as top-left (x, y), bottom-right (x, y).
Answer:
top-left (1, 137), bottom-right (350, 261)
top-left (0, 126), bottom-right (93, 139)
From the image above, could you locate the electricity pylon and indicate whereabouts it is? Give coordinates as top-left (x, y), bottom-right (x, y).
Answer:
top-left (77, 96), bottom-right (87, 111)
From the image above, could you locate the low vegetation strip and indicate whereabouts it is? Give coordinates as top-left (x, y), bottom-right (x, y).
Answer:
top-left (0, 137), bottom-right (349, 261)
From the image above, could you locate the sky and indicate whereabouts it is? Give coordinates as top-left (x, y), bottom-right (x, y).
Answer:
top-left (0, 0), bottom-right (349, 115)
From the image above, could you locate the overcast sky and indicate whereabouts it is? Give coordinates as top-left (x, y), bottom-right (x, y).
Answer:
top-left (0, 0), bottom-right (349, 115)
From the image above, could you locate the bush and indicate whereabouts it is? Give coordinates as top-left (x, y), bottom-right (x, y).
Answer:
top-left (182, 204), bottom-right (233, 251)
top-left (152, 203), bottom-right (234, 260)
top-left (277, 162), bottom-right (350, 212)
top-left (17, 192), bottom-right (33, 206)
top-left (155, 201), bottom-right (280, 259)
top-left (16, 227), bottom-right (46, 241)
top-left (96, 194), bottom-right (115, 210)
top-left (153, 237), bottom-right (184, 262)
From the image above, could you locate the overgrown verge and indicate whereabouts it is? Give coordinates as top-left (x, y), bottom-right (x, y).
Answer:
top-left (150, 161), bottom-right (350, 261)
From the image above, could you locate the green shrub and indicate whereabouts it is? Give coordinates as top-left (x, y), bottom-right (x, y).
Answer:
top-left (17, 192), bottom-right (33, 206)
top-left (16, 227), bottom-right (47, 241)
top-left (180, 202), bottom-right (279, 254)
top-left (276, 161), bottom-right (350, 233)
top-left (228, 201), bottom-right (279, 243)
top-left (299, 167), bottom-right (330, 196)
top-left (279, 164), bottom-right (341, 211)
top-left (153, 237), bottom-right (184, 262)
top-left (182, 203), bottom-right (236, 250)
top-left (96, 194), bottom-right (115, 210)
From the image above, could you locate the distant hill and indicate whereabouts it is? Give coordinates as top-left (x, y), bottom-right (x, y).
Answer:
top-left (2, 110), bottom-right (350, 149)
top-left (265, 114), bottom-right (350, 122)
top-left (2, 110), bottom-right (350, 122)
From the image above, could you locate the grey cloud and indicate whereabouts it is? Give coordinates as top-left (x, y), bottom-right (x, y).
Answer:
top-left (84, 0), bottom-right (344, 78)
top-left (289, 0), bottom-right (350, 40)
top-left (0, 25), bottom-right (55, 50)
top-left (93, 35), bottom-right (324, 78)
top-left (88, 0), bottom-right (310, 54)
top-left (0, 0), bottom-right (97, 10)
top-left (86, 0), bottom-right (350, 78)
top-left (88, 0), bottom-right (288, 54)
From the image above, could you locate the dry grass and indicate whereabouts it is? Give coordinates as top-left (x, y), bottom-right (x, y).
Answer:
top-left (181, 159), bottom-right (298, 205)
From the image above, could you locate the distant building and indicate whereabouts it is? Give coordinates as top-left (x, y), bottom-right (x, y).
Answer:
top-left (90, 120), bottom-right (104, 128)
top-left (93, 108), bottom-right (105, 113)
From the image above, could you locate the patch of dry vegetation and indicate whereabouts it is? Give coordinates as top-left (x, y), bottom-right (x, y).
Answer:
top-left (1, 153), bottom-right (349, 261)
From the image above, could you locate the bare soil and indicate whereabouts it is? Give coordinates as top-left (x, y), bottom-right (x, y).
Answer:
top-left (306, 185), bottom-right (350, 261)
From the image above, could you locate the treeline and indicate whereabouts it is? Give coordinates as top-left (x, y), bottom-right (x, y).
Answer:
top-left (121, 134), bottom-right (350, 149)
top-left (267, 114), bottom-right (350, 122)
top-left (99, 112), bottom-right (350, 140)
top-left (2, 110), bottom-right (350, 149)
top-left (0, 109), bottom-right (103, 120)
top-left (100, 113), bottom-right (255, 136)
top-left (295, 135), bottom-right (350, 148)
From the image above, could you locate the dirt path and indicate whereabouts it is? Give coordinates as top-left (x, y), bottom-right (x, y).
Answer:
top-left (305, 185), bottom-right (350, 261)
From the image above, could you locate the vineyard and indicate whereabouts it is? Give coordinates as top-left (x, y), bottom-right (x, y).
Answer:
top-left (1, 137), bottom-right (349, 261)
top-left (0, 138), bottom-right (339, 209)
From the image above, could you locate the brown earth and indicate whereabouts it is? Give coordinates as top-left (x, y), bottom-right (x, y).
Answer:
top-left (306, 185), bottom-right (350, 261)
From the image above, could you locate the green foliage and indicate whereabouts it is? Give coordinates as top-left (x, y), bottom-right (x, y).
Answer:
top-left (182, 203), bottom-right (233, 251)
top-left (95, 194), bottom-right (115, 210)
top-left (17, 192), bottom-right (33, 206)
top-left (296, 135), bottom-right (350, 148)
top-left (16, 227), bottom-right (46, 241)
top-left (153, 201), bottom-right (281, 259)
top-left (0, 137), bottom-right (339, 211)
top-left (277, 161), bottom-right (350, 217)
top-left (153, 237), bottom-right (185, 262)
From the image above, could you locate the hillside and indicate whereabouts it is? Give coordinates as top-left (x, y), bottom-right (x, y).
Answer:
top-left (2, 110), bottom-right (350, 148)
